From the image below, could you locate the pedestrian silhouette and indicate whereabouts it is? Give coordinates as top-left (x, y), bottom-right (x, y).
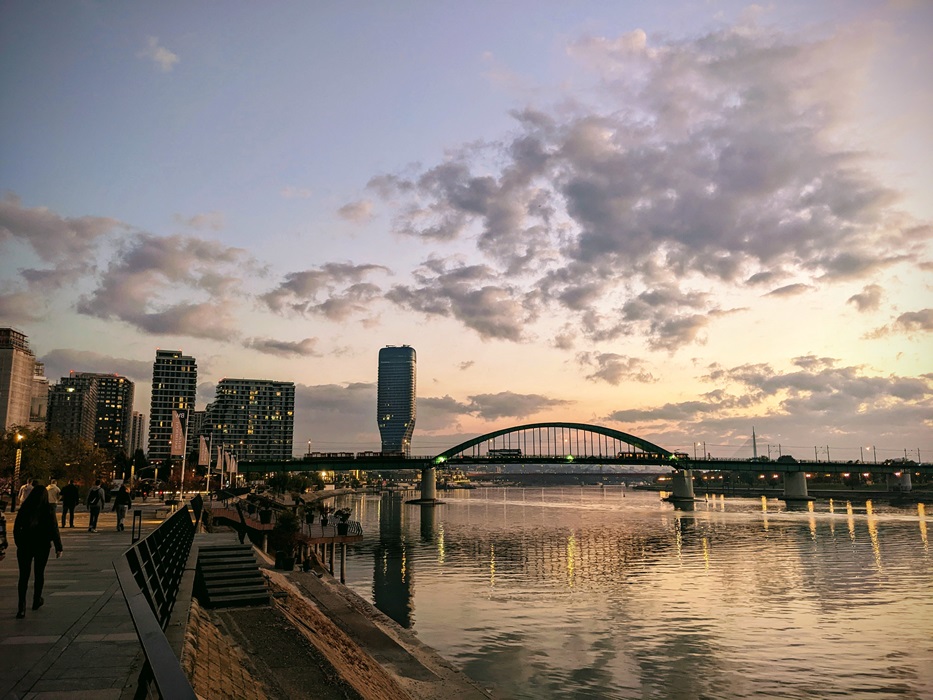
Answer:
top-left (13, 485), bottom-right (63, 618)
top-left (60, 480), bottom-right (79, 528)
top-left (86, 480), bottom-right (106, 533)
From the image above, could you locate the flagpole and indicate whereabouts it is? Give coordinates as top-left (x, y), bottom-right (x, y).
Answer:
top-left (180, 410), bottom-right (190, 499)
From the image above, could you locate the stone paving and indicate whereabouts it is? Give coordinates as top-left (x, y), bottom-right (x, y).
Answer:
top-left (0, 501), bottom-right (168, 699)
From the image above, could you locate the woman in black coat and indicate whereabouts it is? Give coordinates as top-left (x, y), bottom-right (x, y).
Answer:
top-left (13, 485), bottom-right (63, 618)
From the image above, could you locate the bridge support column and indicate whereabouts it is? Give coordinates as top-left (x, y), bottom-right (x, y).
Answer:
top-left (887, 471), bottom-right (912, 493)
top-left (783, 471), bottom-right (813, 502)
top-left (672, 469), bottom-right (695, 500)
top-left (421, 466), bottom-right (437, 501)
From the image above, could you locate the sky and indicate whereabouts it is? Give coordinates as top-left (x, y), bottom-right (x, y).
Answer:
top-left (1, 1), bottom-right (931, 462)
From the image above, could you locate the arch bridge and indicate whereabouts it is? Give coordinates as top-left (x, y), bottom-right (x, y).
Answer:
top-left (435, 422), bottom-right (675, 463)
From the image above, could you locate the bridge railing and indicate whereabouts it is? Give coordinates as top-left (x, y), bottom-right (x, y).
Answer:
top-left (114, 495), bottom-right (202, 699)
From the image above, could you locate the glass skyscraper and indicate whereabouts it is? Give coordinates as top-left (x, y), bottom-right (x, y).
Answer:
top-left (377, 345), bottom-right (416, 456)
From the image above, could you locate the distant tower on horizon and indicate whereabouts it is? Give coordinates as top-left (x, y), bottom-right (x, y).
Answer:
top-left (148, 349), bottom-right (197, 464)
top-left (130, 411), bottom-right (146, 456)
top-left (377, 345), bottom-right (416, 456)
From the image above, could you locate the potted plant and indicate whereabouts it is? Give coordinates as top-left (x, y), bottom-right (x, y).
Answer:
top-left (271, 510), bottom-right (300, 570)
top-left (259, 507), bottom-right (273, 524)
top-left (334, 507), bottom-right (352, 536)
top-left (303, 505), bottom-right (315, 525)
top-left (320, 505), bottom-right (329, 527)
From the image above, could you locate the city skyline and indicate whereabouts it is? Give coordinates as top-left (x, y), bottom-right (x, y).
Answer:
top-left (1, 2), bottom-right (931, 459)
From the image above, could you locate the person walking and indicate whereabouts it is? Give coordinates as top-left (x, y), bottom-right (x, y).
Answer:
top-left (47, 479), bottom-right (61, 519)
top-left (60, 479), bottom-right (79, 528)
top-left (112, 484), bottom-right (132, 531)
top-left (86, 480), bottom-right (106, 533)
top-left (13, 485), bottom-right (63, 618)
top-left (17, 480), bottom-right (34, 508)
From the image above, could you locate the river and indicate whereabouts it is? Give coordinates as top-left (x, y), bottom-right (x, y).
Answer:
top-left (337, 487), bottom-right (932, 699)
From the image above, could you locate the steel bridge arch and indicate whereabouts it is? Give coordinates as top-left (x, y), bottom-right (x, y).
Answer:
top-left (433, 422), bottom-right (673, 462)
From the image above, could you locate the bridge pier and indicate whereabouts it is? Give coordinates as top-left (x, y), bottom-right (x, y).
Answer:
top-left (887, 471), bottom-right (912, 493)
top-left (664, 470), bottom-right (698, 509)
top-left (406, 466), bottom-right (443, 505)
top-left (782, 471), bottom-right (814, 502)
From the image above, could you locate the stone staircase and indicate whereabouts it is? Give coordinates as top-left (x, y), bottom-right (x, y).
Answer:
top-left (194, 544), bottom-right (269, 608)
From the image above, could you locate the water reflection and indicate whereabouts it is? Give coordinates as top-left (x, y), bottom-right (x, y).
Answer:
top-left (344, 488), bottom-right (933, 699)
top-left (372, 493), bottom-right (413, 628)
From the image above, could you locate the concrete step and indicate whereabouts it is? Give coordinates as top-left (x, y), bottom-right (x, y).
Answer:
top-left (204, 592), bottom-right (270, 608)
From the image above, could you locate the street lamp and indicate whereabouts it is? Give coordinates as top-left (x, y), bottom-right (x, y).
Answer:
top-left (11, 433), bottom-right (24, 513)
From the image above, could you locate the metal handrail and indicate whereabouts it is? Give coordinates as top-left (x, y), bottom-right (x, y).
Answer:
top-left (114, 497), bottom-right (202, 699)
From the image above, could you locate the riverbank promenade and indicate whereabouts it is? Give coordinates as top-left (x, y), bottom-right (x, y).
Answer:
top-left (0, 501), bottom-right (168, 698)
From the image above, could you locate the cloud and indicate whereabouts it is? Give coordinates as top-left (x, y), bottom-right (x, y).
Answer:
top-left (139, 37), bottom-right (179, 72)
top-left (364, 22), bottom-right (929, 350)
top-left (847, 284), bottom-right (884, 312)
top-left (765, 283), bottom-right (813, 297)
top-left (386, 258), bottom-right (532, 341)
top-left (0, 289), bottom-right (47, 323)
top-left (76, 233), bottom-right (250, 340)
top-left (576, 352), bottom-right (656, 385)
top-left (893, 308), bottom-right (933, 333)
top-left (866, 308), bottom-right (933, 338)
top-left (174, 212), bottom-right (224, 231)
top-left (337, 200), bottom-right (374, 223)
top-left (294, 382), bottom-right (379, 451)
top-left (243, 337), bottom-right (321, 357)
top-left (466, 391), bottom-right (572, 420)
top-left (459, 361), bottom-right (475, 371)
top-left (260, 263), bottom-right (388, 320)
top-left (605, 358), bottom-right (932, 449)
top-left (40, 349), bottom-right (154, 384)
top-left (0, 193), bottom-right (123, 264)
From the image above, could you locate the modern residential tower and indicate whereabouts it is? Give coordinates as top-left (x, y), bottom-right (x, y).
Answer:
top-left (205, 378), bottom-right (295, 461)
top-left (72, 372), bottom-right (135, 455)
top-left (47, 374), bottom-right (99, 444)
top-left (377, 345), bottom-right (416, 456)
top-left (0, 328), bottom-right (37, 431)
top-left (148, 350), bottom-right (197, 464)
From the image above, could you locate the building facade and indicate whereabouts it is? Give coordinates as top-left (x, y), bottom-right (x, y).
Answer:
top-left (130, 411), bottom-right (145, 456)
top-left (0, 328), bottom-right (37, 431)
top-left (377, 345), bottom-right (416, 456)
top-left (206, 378), bottom-right (295, 461)
top-left (148, 349), bottom-right (197, 464)
top-left (29, 361), bottom-right (49, 431)
top-left (47, 374), bottom-right (99, 444)
top-left (70, 372), bottom-right (135, 455)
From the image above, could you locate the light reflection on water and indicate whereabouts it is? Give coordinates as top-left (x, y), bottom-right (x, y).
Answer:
top-left (342, 488), bottom-right (933, 699)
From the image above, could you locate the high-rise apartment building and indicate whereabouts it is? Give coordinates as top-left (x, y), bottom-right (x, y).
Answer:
top-left (148, 349), bottom-right (197, 464)
top-left (130, 411), bottom-right (145, 456)
top-left (29, 361), bottom-right (49, 431)
top-left (377, 345), bottom-right (416, 456)
top-left (71, 372), bottom-right (135, 455)
top-left (206, 378), bottom-right (295, 461)
top-left (47, 374), bottom-right (99, 444)
top-left (0, 328), bottom-right (37, 431)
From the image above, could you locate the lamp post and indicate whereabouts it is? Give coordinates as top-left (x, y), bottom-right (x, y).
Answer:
top-left (11, 433), bottom-right (24, 512)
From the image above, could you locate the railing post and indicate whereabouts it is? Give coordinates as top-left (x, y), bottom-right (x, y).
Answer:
top-left (132, 509), bottom-right (143, 544)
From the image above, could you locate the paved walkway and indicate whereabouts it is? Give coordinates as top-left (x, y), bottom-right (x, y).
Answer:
top-left (0, 501), bottom-right (169, 699)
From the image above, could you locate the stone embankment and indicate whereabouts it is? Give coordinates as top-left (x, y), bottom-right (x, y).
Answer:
top-left (187, 497), bottom-right (494, 699)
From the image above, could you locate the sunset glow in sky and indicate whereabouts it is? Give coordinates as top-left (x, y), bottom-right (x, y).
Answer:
top-left (1, 1), bottom-right (931, 460)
